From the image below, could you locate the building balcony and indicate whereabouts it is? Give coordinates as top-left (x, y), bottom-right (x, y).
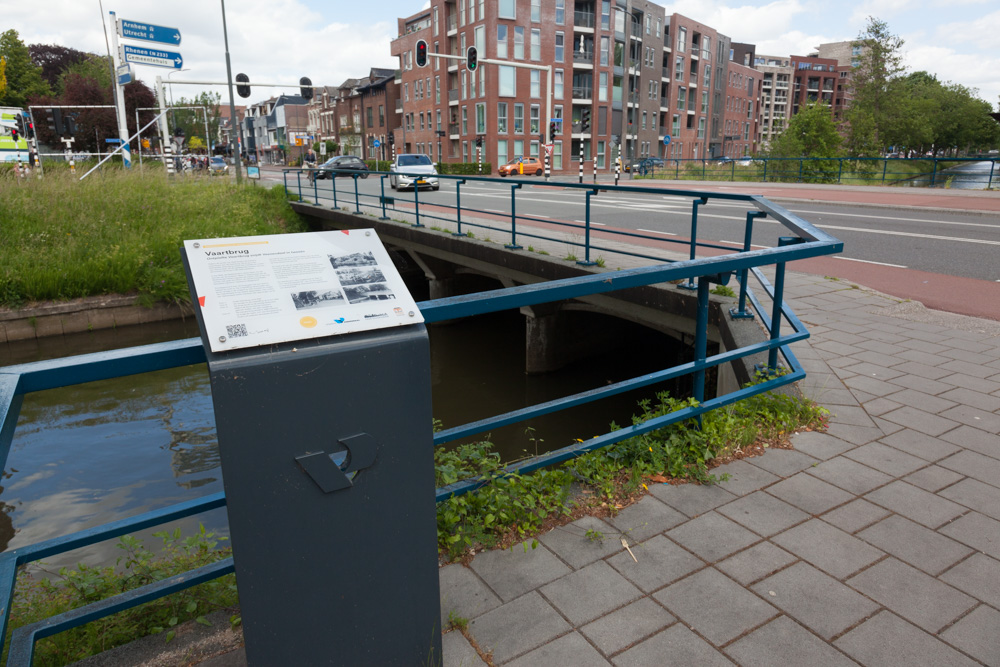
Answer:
top-left (448, 123), bottom-right (460, 137)
top-left (396, 100), bottom-right (403, 112)
top-left (630, 23), bottom-right (641, 38)
top-left (573, 11), bottom-right (595, 29)
top-left (448, 89), bottom-right (459, 105)
top-left (446, 15), bottom-right (457, 34)
top-left (572, 86), bottom-right (593, 101)
top-left (573, 49), bottom-right (595, 65)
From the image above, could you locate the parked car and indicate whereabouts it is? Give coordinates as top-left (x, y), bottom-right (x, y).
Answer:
top-left (627, 157), bottom-right (665, 174)
top-left (208, 156), bottom-right (229, 175)
top-left (736, 157), bottom-right (760, 167)
top-left (715, 156), bottom-right (734, 166)
top-left (389, 153), bottom-right (440, 190)
top-left (498, 156), bottom-right (544, 177)
top-left (312, 155), bottom-right (369, 181)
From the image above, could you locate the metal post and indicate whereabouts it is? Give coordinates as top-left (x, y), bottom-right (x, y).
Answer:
top-left (930, 159), bottom-right (938, 187)
top-left (378, 176), bottom-right (389, 220)
top-left (297, 171), bottom-right (302, 201)
top-left (453, 179), bottom-right (466, 236)
top-left (882, 159), bottom-right (888, 184)
top-left (682, 198), bottom-right (708, 289)
top-left (544, 149), bottom-right (550, 180)
top-left (107, 12), bottom-right (131, 169)
top-left (837, 158), bottom-right (843, 184)
top-left (593, 151), bottom-right (597, 183)
top-left (579, 139), bottom-right (584, 184)
top-left (578, 189), bottom-right (598, 265)
top-left (797, 159), bottom-right (803, 183)
top-left (989, 160), bottom-right (996, 190)
top-left (767, 236), bottom-right (800, 372)
top-left (313, 171), bottom-right (319, 205)
top-left (614, 144), bottom-right (620, 186)
top-left (505, 183), bottom-right (523, 249)
top-left (730, 211), bottom-right (766, 320)
top-left (693, 277), bottom-right (709, 406)
top-left (477, 144), bottom-right (482, 174)
top-left (413, 178), bottom-right (422, 227)
top-left (352, 174), bottom-right (361, 214)
top-left (220, 0), bottom-right (242, 184)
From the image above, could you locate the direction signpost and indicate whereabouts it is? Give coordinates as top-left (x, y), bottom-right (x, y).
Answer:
top-left (121, 44), bottom-right (184, 70)
top-left (117, 19), bottom-right (182, 46)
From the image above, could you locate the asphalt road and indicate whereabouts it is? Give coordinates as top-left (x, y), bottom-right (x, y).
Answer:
top-left (272, 172), bottom-right (1000, 283)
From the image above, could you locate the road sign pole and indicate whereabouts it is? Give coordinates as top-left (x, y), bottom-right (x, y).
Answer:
top-left (109, 12), bottom-right (132, 168)
top-left (155, 75), bottom-right (175, 177)
top-left (221, 0), bottom-right (242, 184)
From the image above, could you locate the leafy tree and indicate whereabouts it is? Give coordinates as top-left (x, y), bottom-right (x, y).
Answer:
top-left (766, 102), bottom-right (842, 182)
top-left (0, 29), bottom-right (50, 107)
top-left (844, 17), bottom-right (906, 156)
top-left (28, 43), bottom-right (89, 93)
top-left (0, 57), bottom-right (7, 100)
top-left (170, 91), bottom-right (222, 153)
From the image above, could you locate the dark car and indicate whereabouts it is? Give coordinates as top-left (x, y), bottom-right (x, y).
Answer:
top-left (627, 157), bottom-right (665, 174)
top-left (311, 155), bottom-right (369, 181)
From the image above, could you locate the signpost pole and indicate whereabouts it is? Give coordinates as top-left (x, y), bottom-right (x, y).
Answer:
top-left (155, 76), bottom-right (175, 177)
top-left (108, 12), bottom-right (132, 168)
top-left (220, 0), bottom-right (242, 184)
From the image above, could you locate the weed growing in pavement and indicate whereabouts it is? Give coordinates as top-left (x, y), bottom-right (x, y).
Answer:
top-left (565, 253), bottom-right (578, 262)
top-left (538, 249), bottom-right (550, 255)
top-left (594, 257), bottom-right (606, 268)
top-left (585, 529), bottom-right (605, 543)
top-left (446, 611), bottom-right (469, 631)
top-left (710, 284), bottom-right (737, 297)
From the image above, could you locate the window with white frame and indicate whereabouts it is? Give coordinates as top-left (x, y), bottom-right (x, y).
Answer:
top-left (514, 139), bottom-right (523, 158)
top-left (599, 72), bottom-right (608, 101)
top-left (698, 117), bottom-right (705, 138)
top-left (497, 139), bottom-right (508, 165)
top-left (460, 0), bottom-right (465, 26)
top-left (531, 0), bottom-right (540, 21)
top-left (498, 102), bottom-right (508, 132)
top-left (461, 72), bottom-right (466, 99)
top-left (434, 41), bottom-right (440, 70)
top-left (672, 114), bottom-right (680, 136)
top-left (531, 29), bottom-right (541, 60)
top-left (555, 32), bottom-right (564, 62)
top-left (476, 103), bottom-right (486, 134)
top-left (553, 141), bottom-right (562, 170)
top-left (530, 104), bottom-right (540, 134)
top-left (469, 0), bottom-right (475, 23)
top-left (435, 77), bottom-right (440, 103)
top-left (554, 105), bottom-right (563, 134)
top-left (677, 27), bottom-right (687, 52)
top-left (555, 69), bottom-right (564, 98)
top-left (499, 66), bottom-right (516, 96)
top-left (597, 140), bottom-right (605, 168)
top-left (531, 70), bottom-right (540, 97)
top-left (600, 36), bottom-right (609, 66)
top-left (514, 27), bottom-right (524, 59)
top-left (433, 7), bottom-right (438, 35)
top-left (556, 0), bottom-right (565, 24)
top-left (514, 103), bottom-right (524, 133)
top-left (461, 107), bottom-right (467, 134)
top-left (642, 110), bottom-right (647, 130)
top-left (499, 0), bottom-right (514, 19)
top-left (497, 25), bottom-right (508, 58)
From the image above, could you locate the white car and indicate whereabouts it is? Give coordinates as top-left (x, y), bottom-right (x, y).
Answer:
top-left (390, 154), bottom-right (440, 191)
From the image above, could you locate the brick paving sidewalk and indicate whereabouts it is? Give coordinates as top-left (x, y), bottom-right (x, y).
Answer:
top-left (440, 272), bottom-right (1000, 666)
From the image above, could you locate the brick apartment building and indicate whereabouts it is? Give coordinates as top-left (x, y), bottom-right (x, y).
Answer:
top-left (789, 54), bottom-right (838, 116)
top-left (306, 69), bottom-right (402, 161)
top-left (389, 1), bottom-right (756, 174)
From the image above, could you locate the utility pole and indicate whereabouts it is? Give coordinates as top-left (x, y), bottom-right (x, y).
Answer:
top-left (220, 0), bottom-right (242, 183)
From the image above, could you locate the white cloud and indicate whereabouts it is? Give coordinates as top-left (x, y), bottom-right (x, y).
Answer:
top-left (658, 0), bottom-right (808, 41)
top-left (848, 0), bottom-right (919, 25)
top-left (905, 44), bottom-right (1000, 105)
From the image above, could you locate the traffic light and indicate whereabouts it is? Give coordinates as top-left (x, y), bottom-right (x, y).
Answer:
top-left (46, 108), bottom-right (64, 136)
top-left (10, 127), bottom-right (18, 142)
top-left (549, 121), bottom-right (558, 138)
top-left (236, 73), bottom-right (251, 99)
top-left (64, 114), bottom-right (77, 137)
top-left (467, 46), bottom-right (478, 71)
top-left (475, 136), bottom-right (483, 148)
top-left (388, 133), bottom-right (395, 145)
top-left (26, 120), bottom-right (34, 139)
top-left (300, 77), bottom-right (313, 101)
top-left (415, 40), bottom-right (428, 68)
top-left (581, 108), bottom-right (591, 133)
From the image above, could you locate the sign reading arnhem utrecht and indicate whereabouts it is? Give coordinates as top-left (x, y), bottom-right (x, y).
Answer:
top-left (184, 230), bottom-right (424, 353)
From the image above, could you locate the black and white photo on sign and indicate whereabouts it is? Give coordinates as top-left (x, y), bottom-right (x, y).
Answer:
top-left (337, 267), bottom-right (387, 286)
top-left (329, 252), bottom-right (377, 269)
top-left (343, 283), bottom-right (397, 304)
top-left (291, 289), bottom-right (346, 310)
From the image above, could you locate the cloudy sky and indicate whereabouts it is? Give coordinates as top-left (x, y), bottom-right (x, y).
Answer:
top-left (9, 0), bottom-right (1000, 108)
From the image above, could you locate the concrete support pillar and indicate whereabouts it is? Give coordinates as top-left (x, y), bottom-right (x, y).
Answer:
top-left (522, 303), bottom-right (565, 374)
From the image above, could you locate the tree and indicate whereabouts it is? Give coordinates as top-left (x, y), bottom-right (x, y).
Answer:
top-left (844, 18), bottom-right (906, 156)
top-left (171, 91), bottom-right (222, 153)
top-left (766, 102), bottom-right (842, 182)
top-left (0, 57), bottom-right (7, 100)
top-left (28, 44), bottom-right (89, 93)
top-left (0, 29), bottom-right (50, 107)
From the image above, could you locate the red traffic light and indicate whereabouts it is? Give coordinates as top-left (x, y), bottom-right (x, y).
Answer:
top-left (11, 128), bottom-right (18, 142)
top-left (415, 40), bottom-right (428, 68)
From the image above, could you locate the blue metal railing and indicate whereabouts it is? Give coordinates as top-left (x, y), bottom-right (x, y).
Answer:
top-left (0, 176), bottom-right (841, 663)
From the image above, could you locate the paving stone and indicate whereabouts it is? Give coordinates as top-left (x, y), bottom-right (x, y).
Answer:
top-left (857, 515), bottom-right (972, 576)
top-left (505, 632), bottom-right (611, 667)
top-left (470, 540), bottom-right (571, 602)
top-left (716, 542), bottom-right (797, 586)
top-left (771, 519), bottom-right (883, 579)
top-left (940, 478), bottom-right (1000, 521)
top-left (885, 389), bottom-right (959, 415)
top-left (606, 535), bottom-right (705, 593)
top-left (844, 442), bottom-right (928, 477)
top-left (892, 360), bottom-right (953, 380)
top-left (724, 488), bottom-right (813, 535)
top-left (835, 611), bottom-right (980, 667)
top-left (654, 568), bottom-right (777, 646)
top-left (839, 361), bottom-right (906, 380)
top-left (938, 450), bottom-right (1000, 489)
top-left (940, 425), bottom-right (1000, 460)
top-left (439, 564), bottom-right (503, 625)
top-left (711, 459), bottom-right (780, 496)
top-left (940, 553), bottom-right (1000, 608)
top-left (751, 562), bottom-right (879, 640)
top-left (903, 465), bottom-right (965, 493)
top-left (878, 405), bottom-right (960, 437)
top-left (538, 516), bottom-right (623, 570)
top-left (872, 416), bottom-right (905, 436)
top-left (878, 429), bottom-right (962, 462)
top-left (807, 387), bottom-right (859, 406)
top-left (849, 350), bottom-right (907, 369)
top-left (939, 404), bottom-right (1000, 435)
top-left (939, 512), bottom-right (1000, 559)
top-left (848, 558), bottom-right (976, 633)
top-left (864, 481), bottom-right (967, 529)
top-left (939, 373), bottom-right (1000, 396)
top-left (860, 396), bottom-right (904, 416)
top-left (938, 386), bottom-right (1000, 413)
top-left (744, 448), bottom-right (818, 477)
top-left (824, 422), bottom-right (885, 445)
top-left (468, 592), bottom-right (571, 665)
top-left (826, 405), bottom-right (877, 428)
top-left (790, 431), bottom-right (856, 460)
top-left (940, 605), bottom-right (1000, 666)
top-left (822, 499), bottom-right (891, 534)
top-left (606, 496), bottom-right (687, 543)
top-left (540, 561), bottom-right (643, 626)
top-left (887, 374), bottom-right (953, 396)
top-left (579, 598), bottom-right (675, 657)
top-left (665, 512), bottom-right (761, 563)
top-left (443, 630), bottom-right (487, 667)
top-left (611, 624), bottom-right (732, 667)
top-left (724, 616), bottom-right (857, 667)
top-left (941, 359), bottom-right (1000, 379)
top-left (647, 482), bottom-right (737, 518)
top-left (895, 348), bottom-right (951, 367)
top-left (767, 472), bottom-right (855, 515)
top-left (807, 456), bottom-right (893, 495)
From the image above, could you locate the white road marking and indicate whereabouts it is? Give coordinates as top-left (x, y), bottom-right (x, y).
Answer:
top-left (531, 214), bottom-right (551, 219)
top-left (790, 208), bottom-right (1000, 230)
top-left (834, 257), bottom-right (908, 268)
top-left (637, 229), bottom-right (677, 235)
top-left (719, 241), bottom-right (768, 248)
top-left (815, 224), bottom-right (1000, 247)
top-left (485, 208), bottom-right (504, 213)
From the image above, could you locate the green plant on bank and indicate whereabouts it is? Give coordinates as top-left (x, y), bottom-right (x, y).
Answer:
top-left (565, 253), bottom-right (578, 262)
top-left (446, 611), bottom-right (469, 631)
top-left (710, 284), bottom-right (737, 297)
top-left (594, 257), bottom-right (606, 268)
top-left (0, 170), bottom-right (306, 309)
top-left (584, 529), bottom-right (605, 543)
top-left (7, 525), bottom-right (237, 667)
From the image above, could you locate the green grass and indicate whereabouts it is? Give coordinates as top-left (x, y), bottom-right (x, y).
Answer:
top-left (0, 169), bottom-right (306, 309)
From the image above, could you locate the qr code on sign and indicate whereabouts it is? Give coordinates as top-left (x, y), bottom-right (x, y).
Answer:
top-left (226, 323), bottom-right (249, 338)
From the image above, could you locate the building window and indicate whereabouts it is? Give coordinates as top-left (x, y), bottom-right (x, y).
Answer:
top-left (702, 36), bottom-right (711, 61)
top-left (656, 18), bottom-right (661, 37)
top-left (461, 72), bottom-right (467, 100)
top-left (497, 25), bottom-right (508, 59)
top-left (672, 114), bottom-right (680, 137)
top-left (499, 0), bottom-right (515, 19)
top-left (419, 112), bottom-right (424, 130)
top-left (498, 139), bottom-right (508, 164)
top-left (601, 1), bottom-right (611, 30)
top-left (499, 66), bottom-right (516, 96)
top-left (433, 7), bottom-right (438, 35)
top-left (514, 103), bottom-right (524, 133)
top-left (554, 105), bottom-right (563, 134)
top-left (555, 32), bottom-right (564, 63)
top-left (436, 110), bottom-right (442, 132)
top-left (555, 69), bottom-right (564, 98)
top-left (404, 83), bottom-right (409, 101)
top-left (498, 102), bottom-right (508, 132)
top-left (531, 29), bottom-right (541, 61)
top-left (553, 141), bottom-right (562, 170)
top-left (514, 27), bottom-right (524, 59)
top-left (476, 103), bottom-right (486, 134)
top-left (462, 107), bottom-right (468, 135)
top-left (645, 15), bottom-right (650, 34)
top-left (434, 41), bottom-right (440, 70)
top-left (379, 105), bottom-right (385, 126)
top-left (675, 57), bottom-right (684, 81)
top-left (597, 140), bottom-right (605, 168)
top-left (678, 87), bottom-right (686, 110)
top-left (514, 139), bottom-right (524, 158)
top-left (469, 0), bottom-right (475, 23)
top-left (530, 104), bottom-right (540, 134)
top-left (475, 25), bottom-right (485, 56)
top-left (435, 77), bottom-right (440, 103)
top-left (531, 0), bottom-right (540, 22)
top-left (460, 0), bottom-right (465, 26)
top-left (600, 36), bottom-right (609, 66)
top-left (531, 70), bottom-right (540, 98)
top-left (480, 68), bottom-right (486, 96)
top-left (463, 141), bottom-right (468, 162)
top-left (703, 64), bottom-right (711, 88)
top-left (677, 27), bottom-right (687, 52)
top-left (702, 91), bottom-right (708, 113)
top-left (599, 72), bottom-right (608, 101)
top-left (530, 141), bottom-right (539, 157)
top-left (641, 110), bottom-right (647, 130)
top-left (556, 0), bottom-right (565, 24)
top-left (698, 117), bottom-right (705, 139)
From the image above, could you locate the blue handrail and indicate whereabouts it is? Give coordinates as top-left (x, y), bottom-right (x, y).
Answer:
top-left (0, 175), bottom-right (841, 663)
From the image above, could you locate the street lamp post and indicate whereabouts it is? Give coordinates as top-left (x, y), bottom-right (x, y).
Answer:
top-left (220, 0), bottom-right (242, 183)
top-left (619, 9), bottom-right (642, 170)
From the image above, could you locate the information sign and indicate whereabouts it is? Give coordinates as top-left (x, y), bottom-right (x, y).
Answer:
top-left (247, 166), bottom-right (260, 179)
top-left (663, 135), bottom-right (672, 145)
top-left (373, 139), bottom-right (381, 148)
top-left (184, 230), bottom-right (424, 353)
top-left (117, 19), bottom-right (182, 46)
top-left (121, 44), bottom-right (183, 69)
top-left (116, 64), bottom-right (133, 85)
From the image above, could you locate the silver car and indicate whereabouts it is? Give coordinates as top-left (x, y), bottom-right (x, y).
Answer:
top-left (390, 154), bottom-right (440, 191)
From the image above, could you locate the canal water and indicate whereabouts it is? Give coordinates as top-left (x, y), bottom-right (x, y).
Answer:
top-left (903, 160), bottom-right (998, 189)
top-left (2, 312), bottom-right (685, 569)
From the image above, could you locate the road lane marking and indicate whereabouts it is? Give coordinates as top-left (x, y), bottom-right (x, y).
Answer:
top-left (637, 229), bottom-right (677, 235)
top-left (834, 257), bottom-right (908, 268)
top-left (790, 208), bottom-right (1000, 230)
top-left (719, 241), bottom-right (768, 248)
top-left (814, 224), bottom-right (1000, 247)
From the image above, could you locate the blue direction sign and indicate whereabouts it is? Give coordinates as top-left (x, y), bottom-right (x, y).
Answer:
top-left (118, 19), bottom-right (182, 46)
top-left (121, 44), bottom-right (183, 69)
top-left (373, 139), bottom-right (381, 147)
top-left (663, 135), bottom-right (672, 145)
